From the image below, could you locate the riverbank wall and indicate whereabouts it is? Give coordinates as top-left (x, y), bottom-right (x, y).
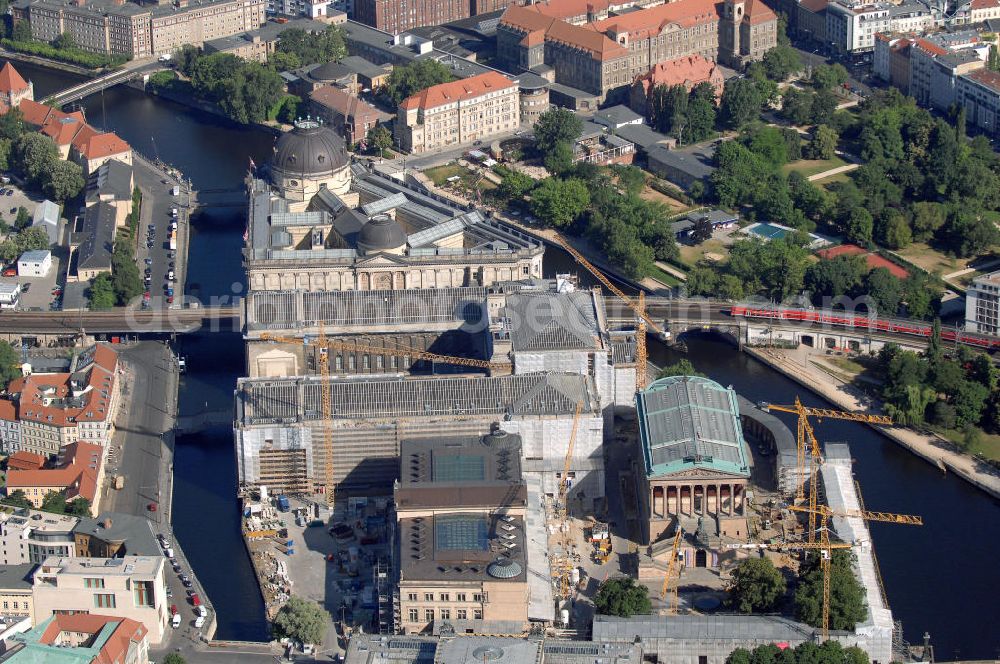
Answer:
top-left (744, 346), bottom-right (1000, 501)
top-left (0, 48), bottom-right (100, 77)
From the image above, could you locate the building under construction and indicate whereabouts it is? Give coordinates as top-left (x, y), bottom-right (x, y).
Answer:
top-left (233, 372), bottom-right (604, 501)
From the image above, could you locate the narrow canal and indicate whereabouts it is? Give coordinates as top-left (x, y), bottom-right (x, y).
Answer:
top-left (7, 60), bottom-right (998, 657)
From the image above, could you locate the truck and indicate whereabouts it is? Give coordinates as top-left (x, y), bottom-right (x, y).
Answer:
top-left (169, 235), bottom-right (177, 251)
top-left (277, 495), bottom-right (290, 512)
top-left (112, 475), bottom-right (125, 490)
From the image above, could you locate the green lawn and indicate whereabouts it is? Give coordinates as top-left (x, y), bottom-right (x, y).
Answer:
top-left (825, 356), bottom-right (866, 375)
top-left (423, 163), bottom-right (466, 186)
top-left (933, 426), bottom-right (1000, 462)
top-left (678, 238), bottom-right (730, 268)
top-left (816, 171), bottom-right (853, 188)
top-left (649, 265), bottom-right (682, 287)
top-left (896, 242), bottom-right (971, 276)
top-left (781, 155), bottom-right (846, 178)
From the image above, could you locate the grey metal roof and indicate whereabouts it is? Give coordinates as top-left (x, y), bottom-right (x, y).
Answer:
top-left (594, 104), bottom-right (643, 127)
top-left (270, 211), bottom-right (329, 227)
top-left (593, 614), bottom-right (817, 642)
top-left (343, 634), bottom-right (642, 663)
top-left (77, 202), bottom-right (116, 272)
top-left (503, 291), bottom-right (600, 352)
top-left (636, 376), bottom-right (750, 478)
top-left (237, 373), bottom-right (596, 424)
top-left (399, 512), bottom-right (526, 583)
top-left (74, 511), bottom-right (161, 556)
top-left (647, 143), bottom-right (717, 180)
top-left (0, 563), bottom-right (37, 590)
top-left (340, 55), bottom-right (390, 80)
top-left (613, 124), bottom-right (672, 150)
top-left (32, 200), bottom-right (59, 226)
top-left (360, 192), bottom-right (407, 216)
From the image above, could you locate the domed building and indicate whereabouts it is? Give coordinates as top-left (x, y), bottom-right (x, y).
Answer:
top-left (357, 214), bottom-right (406, 256)
top-left (270, 118), bottom-right (351, 208)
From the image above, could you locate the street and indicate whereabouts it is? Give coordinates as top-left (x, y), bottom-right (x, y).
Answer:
top-left (133, 158), bottom-right (191, 311)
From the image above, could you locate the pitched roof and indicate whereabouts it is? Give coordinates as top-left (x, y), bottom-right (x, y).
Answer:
top-left (7, 451), bottom-right (46, 470)
top-left (798, 0), bottom-right (828, 13)
top-left (35, 614), bottom-right (147, 664)
top-left (971, 0), bottom-right (1000, 10)
top-left (309, 86), bottom-right (380, 121)
top-left (914, 37), bottom-right (949, 57)
top-left (400, 71), bottom-right (516, 111)
top-left (6, 441), bottom-right (103, 503)
top-left (500, 5), bottom-right (626, 60)
top-left (635, 55), bottom-right (723, 94)
top-left (17, 99), bottom-right (85, 129)
top-left (743, 0), bottom-right (777, 25)
top-left (40, 114), bottom-right (87, 147)
top-left (965, 66), bottom-right (1000, 92)
top-left (0, 62), bottom-right (29, 95)
top-left (73, 129), bottom-right (130, 160)
top-left (521, 0), bottom-right (613, 20)
top-left (593, 0), bottom-right (723, 38)
top-left (77, 201), bottom-right (117, 272)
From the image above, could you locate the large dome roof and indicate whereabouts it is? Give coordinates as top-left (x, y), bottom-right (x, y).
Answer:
top-left (358, 214), bottom-right (407, 254)
top-left (271, 119), bottom-right (349, 177)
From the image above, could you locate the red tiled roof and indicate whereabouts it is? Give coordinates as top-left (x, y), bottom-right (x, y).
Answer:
top-left (744, 0), bottom-right (777, 25)
top-left (400, 71), bottom-right (517, 111)
top-left (798, 0), bottom-right (828, 13)
top-left (965, 67), bottom-right (1000, 93)
top-left (971, 0), bottom-right (1000, 10)
top-left (40, 115), bottom-right (86, 147)
top-left (0, 63), bottom-right (29, 95)
top-left (521, 0), bottom-right (612, 20)
top-left (39, 614), bottom-right (147, 664)
top-left (73, 129), bottom-right (130, 160)
top-left (501, 5), bottom-right (626, 60)
top-left (635, 55), bottom-right (723, 95)
top-left (594, 0), bottom-right (724, 38)
top-left (7, 441), bottom-right (102, 503)
top-left (7, 451), bottom-right (46, 470)
top-left (816, 244), bottom-right (909, 279)
top-left (310, 86), bottom-right (380, 121)
top-left (914, 38), bottom-right (948, 57)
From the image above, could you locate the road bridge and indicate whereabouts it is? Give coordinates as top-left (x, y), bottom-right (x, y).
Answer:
top-left (46, 62), bottom-right (163, 106)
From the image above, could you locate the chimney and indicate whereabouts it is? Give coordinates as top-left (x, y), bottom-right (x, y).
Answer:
top-left (102, 518), bottom-right (112, 529)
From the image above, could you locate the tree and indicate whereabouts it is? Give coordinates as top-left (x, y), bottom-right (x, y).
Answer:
top-left (726, 648), bottom-right (752, 664)
top-left (533, 108), bottom-right (583, 155)
top-left (385, 59), bottom-right (454, 104)
top-left (52, 31), bottom-right (76, 50)
top-left (43, 159), bottom-right (84, 202)
top-left (0, 107), bottom-right (24, 142)
top-left (88, 272), bottom-right (116, 310)
top-left (1, 490), bottom-right (31, 509)
top-left (810, 88), bottom-right (838, 125)
top-left (804, 255), bottom-right (866, 303)
top-left (14, 206), bottom-right (29, 231)
top-left (794, 550), bottom-right (867, 630)
top-left (497, 167), bottom-right (535, 202)
top-left (846, 208), bottom-right (874, 247)
top-left (611, 164), bottom-right (646, 195)
top-left (111, 243), bottom-right (143, 305)
top-left (657, 359), bottom-right (705, 378)
top-left (161, 654), bottom-right (187, 664)
top-left (40, 490), bottom-right (67, 514)
top-left (864, 267), bottom-right (903, 315)
top-left (877, 209), bottom-right (911, 249)
top-left (780, 87), bottom-right (814, 125)
top-left (728, 557), bottom-right (786, 613)
top-left (275, 25), bottom-right (346, 67)
top-left (268, 51), bottom-right (301, 73)
top-left (805, 124), bottom-right (838, 160)
top-left (762, 45), bottom-right (801, 81)
top-left (174, 44), bottom-right (201, 76)
top-left (68, 497), bottom-right (91, 517)
top-left (17, 227), bottom-right (50, 252)
top-left (689, 216), bottom-right (713, 244)
top-left (271, 596), bottom-right (329, 646)
top-left (593, 577), bottom-right (652, 617)
top-left (811, 63), bottom-right (848, 90)
top-left (529, 177), bottom-right (590, 228)
top-left (12, 133), bottom-right (58, 184)
top-left (720, 77), bottom-right (764, 129)
top-left (941, 211), bottom-right (999, 258)
top-left (0, 340), bottom-right (20, 386)
top-left (273, 95), bottom-right (301, 124)
top-left (543, 141), bottom-right (575, 175)
top-left (742, 125), bottom-right (790, 167)
top-left (366, 124), bottom-right (393, 155)
top-left (910, 201), bottom-right (946, 242)
top-left (687, 82), bottom-right (718, 142)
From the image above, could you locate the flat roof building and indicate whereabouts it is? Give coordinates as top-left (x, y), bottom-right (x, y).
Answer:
top-left (3, 613), bottom-right (149, 664)
top-left (0, 510), bottom-right (79, 566)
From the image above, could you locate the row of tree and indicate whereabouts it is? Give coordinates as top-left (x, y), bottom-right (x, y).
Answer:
top-left (2, 488), bottom-right (91, 517)
top-left (0, 108), bottom-right (84, 203)
top-left (876, 332), bottom-right (1000, 437)
top-left (727, 641), bottom-right (870, 664)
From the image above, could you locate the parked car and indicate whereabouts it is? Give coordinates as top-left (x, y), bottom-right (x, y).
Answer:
top-left (171, 614), bottom-right (181, 628)
top-left (196, 606), bottom-right (207, 617)
top-left (194, 616), bottom-right (206, 628)
top-left (170, 604), bottom-right (178, 616)
top-left (190, 593), bottom-right (201, 607)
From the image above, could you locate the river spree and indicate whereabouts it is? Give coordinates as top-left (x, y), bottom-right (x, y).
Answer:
top-left (7, 60), bottom-right (998, 657)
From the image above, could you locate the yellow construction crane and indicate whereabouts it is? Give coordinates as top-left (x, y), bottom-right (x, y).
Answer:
top-left (556, 403), bottom-right (583, 599)
top-left (786, 503), bottom-right (922, 641)
top-left (762, 398), bottom-right (892, 542)
top-left (554, 234), bottom-right (664, 389)
top-left (659, 528), bottom-right (683, 613)
top-left (317, 326), bottom-right (334, 505)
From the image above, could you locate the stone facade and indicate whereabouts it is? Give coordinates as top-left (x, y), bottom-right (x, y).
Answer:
top-left (497, 0), bottom-right (776, 102)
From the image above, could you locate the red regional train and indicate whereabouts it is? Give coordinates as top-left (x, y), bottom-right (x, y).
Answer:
top-left (728, 305), bottom-right (1000, 351)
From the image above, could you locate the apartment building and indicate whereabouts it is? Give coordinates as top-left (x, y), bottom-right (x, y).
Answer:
top-left (394, 433), bottom-right (530, 635)
top-left (353, 0), bottom-right (504, 35)
top-left (32, 556), bottom-right (168, 645)
top-left (21, 0), bottom-right (264, 58)
top-left (309, 86), bottom-right (383, 145)
top-left (5, 441), bottom-right (105, 513)
top-left (396, 71), bottom-right (518, 153)
top-left (826, 0), bottom-right (934, 57)
top-left (5, 614), bottom-right (149, 664)
top-left (0, 345), bottom-right (119, 457)
top-left (965, 270), bottom-right (1000, 334)
top-left (497, 0), bottom-right (776, 102)
top-left (956, 67), bottom-right (1000, 138)
top-left (0, 510), bottom-right (79, 566)
top-left (0, 564), bottom-right (35, 621)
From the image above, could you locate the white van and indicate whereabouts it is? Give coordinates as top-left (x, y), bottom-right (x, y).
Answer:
top-left (165, 548), bottom-right (174, 558)
top-left (171, 207), bottom-right (179, 217)
top-left (171, 614), bottom-right (181, 628)
top-left (167, 270), bottom-right (175, 281)
top-left (196, 605), bottom-right (208, 617)
top-left (194, 616), bottom-right (206, 628)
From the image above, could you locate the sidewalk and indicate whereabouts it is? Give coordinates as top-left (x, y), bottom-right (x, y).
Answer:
top-left (745, 346), bottom-right (1000, 500)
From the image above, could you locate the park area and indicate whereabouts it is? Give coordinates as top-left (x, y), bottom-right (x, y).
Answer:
top-left (781, 154), bottom-right (846, 178)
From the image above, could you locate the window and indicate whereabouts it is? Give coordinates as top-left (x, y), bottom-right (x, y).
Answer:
top-left (473, 609), bottom-right (483, 620)
top-left (439, 593), bottom-right (450, 602)
top-left (407, 593), bottom-right (418, 601)
top-left (456, 593), bottom-right (466, 602)
top-left (424, 593), bottom-right (434, 602)
top-left (457, 609), bottom-right (467, 620)
top-left (84, 578), bottom-right (105, 589)
top-left (440, 608), bottom-right (451, 619)
top-left (93, 594), bottom-right (116, 609)
top-left (409, 608), bottom-right (418, 621)
top-left (473, 593), bottom-right (483, 602)
top-left (424, 609), bottom-right (434, 621)
top-left (134, 580), bottom-right (154, 607)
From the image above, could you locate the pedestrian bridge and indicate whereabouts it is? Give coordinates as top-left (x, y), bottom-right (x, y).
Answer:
top-left (46, 62), bottom-right (163, 106)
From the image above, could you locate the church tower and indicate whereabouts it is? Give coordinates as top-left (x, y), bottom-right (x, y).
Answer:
top-left (722, 0), bottom-right (745, 64)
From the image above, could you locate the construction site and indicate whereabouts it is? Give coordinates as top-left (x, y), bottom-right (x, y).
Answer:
top-left (234, 118), bottom-right (918, 664)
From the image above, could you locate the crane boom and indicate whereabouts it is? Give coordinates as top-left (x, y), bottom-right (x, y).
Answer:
top-left (659, 529), bottom-right (683, 613)
top-left (317, 325), bottom-right (334, 505)
top-left (553, 234), bottom-right (665, 336)
top-left (788, 504), bottom-right (923, 526)
top-left (556, 403), bottom-right (583, 599)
